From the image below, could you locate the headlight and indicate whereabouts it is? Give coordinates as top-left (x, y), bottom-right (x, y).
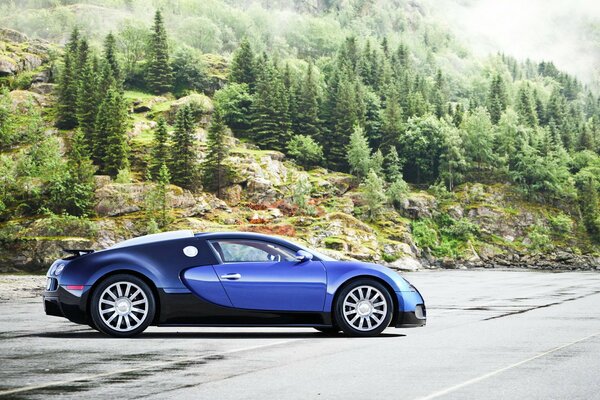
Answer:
top-left (54, 264), bottom-right (66, 275)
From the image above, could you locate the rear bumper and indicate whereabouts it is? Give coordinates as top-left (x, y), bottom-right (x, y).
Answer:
top-left (43, 286), bottom-right (89, 325)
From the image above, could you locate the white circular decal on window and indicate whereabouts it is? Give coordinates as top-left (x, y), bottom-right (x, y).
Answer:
top-left (183, 246), bottom-right (198, 258)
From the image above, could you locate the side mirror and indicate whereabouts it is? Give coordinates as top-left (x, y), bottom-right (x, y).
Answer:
top-left (295, 250), bottom-right (313, 262)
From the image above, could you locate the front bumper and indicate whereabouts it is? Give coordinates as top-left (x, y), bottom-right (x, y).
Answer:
top-left (43, 286), bottom-right (90, 325)
top-left (395, 304), bottom-right (426, 328)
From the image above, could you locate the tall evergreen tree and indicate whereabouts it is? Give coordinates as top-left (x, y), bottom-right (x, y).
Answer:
top-left (380, 88), bottom-right (403, 152)
top-left (146, 10), bottom-right (173, 94)
top-left (56, 29), bottom-right (80, 129)
top-left (148, 117), bottom-right (169, 179)
top-left (293, 63), bottom-right (320, 139)
top-left (347, 125), bottom-right (372, 180)
top-left (516, 85), bottom-right (538, 127)
top-left (64, 129), bottom-right (96, 216)
top-left (488, 73), bottom-right (508, 124)
top-left (95, 88), bottom-right (129, 175)
top-left (229, 37), bottom-right (257, 92)
top-left (384, 146), bottom-right (403, 184)
top-left (146, 162), bottom-right (172, 229)
top-left (440, 124), bottom-right (466, 190)
top-left (202, 106), bottom-right (233, 198)
top-left (76, 51), bottom-right (99, 149)
top-left (169, 104), bottom-right (196, 189)
top-left (250, 59), bottom-right (291, 152)
top-left (104, 32), bottom-right (121, 83)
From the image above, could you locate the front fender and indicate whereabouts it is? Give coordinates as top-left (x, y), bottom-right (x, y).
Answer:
top-left (322, 261), bottom-right (413, 312)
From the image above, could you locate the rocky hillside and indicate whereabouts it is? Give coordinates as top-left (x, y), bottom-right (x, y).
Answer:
top-left (0, 28), bottom-right (599, 274)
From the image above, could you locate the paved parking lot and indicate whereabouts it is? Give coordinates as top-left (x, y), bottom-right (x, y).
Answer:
top-left (1, 269), bottom-right (599, 399)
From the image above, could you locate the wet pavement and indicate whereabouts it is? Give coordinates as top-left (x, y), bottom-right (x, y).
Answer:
top-left (1, 269), bottom-right (600, 399)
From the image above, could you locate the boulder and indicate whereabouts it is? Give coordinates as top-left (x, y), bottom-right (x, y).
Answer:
top-left (166, 93), bottom-right (213, 124)
top-left (400, 193), bottom-right (436, 219)
top-left (0, 55), bottom-right (17, 76)
top-left (390, 256), bottom-right (422, 271)
top-left (30, 82), bottom-right (55, 95)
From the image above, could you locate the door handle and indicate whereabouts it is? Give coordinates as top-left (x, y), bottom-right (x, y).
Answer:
top-left (220, 273), bottom-right (241, 280)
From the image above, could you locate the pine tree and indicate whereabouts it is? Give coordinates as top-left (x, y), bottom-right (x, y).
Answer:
top-left (56, 29), bottom-right (80, 129)
top-left (576, 173), bottom-right (600, 241)
top-left (76, 51), bottom-right (99, 150)
top-left (148, 117), bottom-right (169, 178)
top-left (488, 73), bottom-right (508, 124)
top-left (170, 104), bottom-right (196, 189)
top-left (250, 59), bottom-right (291, 152)
top-left (229, 37), bottom-right (257, 92)
top-left (146, 10), bottom-right (173, 94)
top-left (516, 85), bottom-right (538, 127)
top-left (380, 88), bottom-right (403, 151)
top-left (293, 63), bottom-right (320, 139)
top-left (202, 106), bottom-right (233, 198)
top-left (384, 146), bottom-right (402, 183)
top-left (439, 124), bottom-right (466, 190)
top-left (325, 72), bottom-right (361, 171)
top-left (64, 129), bottom-right (96, 216)
top-left (95, 88), bottom-right (129, 176)
top-left (461, 107), bottom-right (495, 171)
top-left (347, 125), bottom-right (372, 180)
top-left (104, 32), bottom-right (121, 83)
top-left (363, 169), bottom-right (387, 221)
top-left (432, 69), bottom-right (447, 118)
top-left (146, 162), bottom-right (172, 228)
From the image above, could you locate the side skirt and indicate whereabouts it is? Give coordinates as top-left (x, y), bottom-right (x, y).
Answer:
top-left (157, 290), bottom-right (332, 326)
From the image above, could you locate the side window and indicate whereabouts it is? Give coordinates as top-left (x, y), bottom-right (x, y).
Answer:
top-left (210, 239), bottom-right (297, 263)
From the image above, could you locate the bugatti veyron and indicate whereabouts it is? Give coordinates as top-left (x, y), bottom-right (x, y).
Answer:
top-left (43, 231), bottom-right (426, 337)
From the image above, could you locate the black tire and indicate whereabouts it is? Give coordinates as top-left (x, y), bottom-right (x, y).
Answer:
top-left (334, 279), bottom-right (393, 337)
top-left (313, 326), bottom-right (340, 334)
top-left (90, 274), bottom-right (156, 338)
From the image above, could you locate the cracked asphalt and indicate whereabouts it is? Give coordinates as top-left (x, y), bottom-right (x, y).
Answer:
top-left (1, 269), bottom-right (600, 399)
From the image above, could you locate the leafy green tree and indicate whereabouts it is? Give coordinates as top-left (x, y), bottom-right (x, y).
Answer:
top-left (488, 73), bottom-right (508, 124)
top-left (461, 107), bottom-right (495, 171)
top-left (229, 37), bottom-right (257, 92)
top-left (362, 169), bottom-right (387, 220)
top-left (287, 135), bottom-right (324, 169)
top-left (202, 106), bottom-right (233, 198)
top-left (387, 177), bottom-right (409, 209)
top-left (370, 149), bottom-right (384, 177)
top-left (95, 88), bottom-right (129, 176)
top-left (146, 10), bottom-right (173, 94)
top-left (290, 174), bottom-right (313, 215)
top-left (575, 172), bottom-right (600, 241)
top-left (399, 115), bottom-right (445, 183)
top-left (172, 45), bottom-right (207, 95)
top-left (148, 117), bottom-right (169, 178)
top-left (0, 88), bottom-right (15, 148)
top-left (170, 104), bottom-right (197, 189)
top-left (214, 83), bottom-right (253, 137)
top-left (347, 125), bottom-right (372, 180)
top-left (293, 63), bottom-right (321, 139)
top-left (439, 124), bottom-right (466, 190)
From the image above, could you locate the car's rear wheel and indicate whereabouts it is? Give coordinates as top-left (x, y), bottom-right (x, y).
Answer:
top-left (90, 274), bottom-right (155, 338)
top-left (334, 279), bottom-right (393, 337)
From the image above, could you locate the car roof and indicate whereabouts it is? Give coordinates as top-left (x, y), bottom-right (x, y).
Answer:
top-left (195, 231), bottom-right (294, 243)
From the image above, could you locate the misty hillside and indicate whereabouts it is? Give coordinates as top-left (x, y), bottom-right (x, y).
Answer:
top-left (0, 0), bottom-right (599, 272)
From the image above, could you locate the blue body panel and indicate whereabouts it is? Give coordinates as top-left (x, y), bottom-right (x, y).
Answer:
top-left (211, 260), bottom-right (327, 311)
top-left (46, 231), bottom-right (425, 327)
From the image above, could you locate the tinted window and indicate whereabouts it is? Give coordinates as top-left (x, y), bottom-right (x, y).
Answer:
top-left (210, 239), bottom-right (297, 263)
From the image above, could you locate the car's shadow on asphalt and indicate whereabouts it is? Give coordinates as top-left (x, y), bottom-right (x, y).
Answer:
top-left (34, 330), bottom-right (406, 339)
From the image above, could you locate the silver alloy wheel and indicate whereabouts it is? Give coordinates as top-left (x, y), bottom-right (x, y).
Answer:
top-left (342, 285), bottom-right (387, 331)
top-left (98, 281), bottom-right (149, 332)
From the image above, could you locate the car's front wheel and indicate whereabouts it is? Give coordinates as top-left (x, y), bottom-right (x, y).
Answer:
top-left (90, 274), bottom-right (155, 338)
top-left (334, 279), bottom-right (393, 337)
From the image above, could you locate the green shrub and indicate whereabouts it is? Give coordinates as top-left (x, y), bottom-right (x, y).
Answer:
top-left (548, 212), bottom-right (573, 235)
top-left (528, 225), bottom-right (553, 253)
top-left (411, 220), bottom-right (438, 250)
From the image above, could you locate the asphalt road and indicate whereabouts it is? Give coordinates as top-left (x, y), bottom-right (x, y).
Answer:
top-left (1, 269), bottom-right (600, 399)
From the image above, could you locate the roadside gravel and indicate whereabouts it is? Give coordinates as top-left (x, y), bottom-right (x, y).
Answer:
top-left (0, 275), bottom-right (45, 302)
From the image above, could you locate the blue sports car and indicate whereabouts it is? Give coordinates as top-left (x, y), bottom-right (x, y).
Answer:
top-left (43, 231), bottom-right (426, 337)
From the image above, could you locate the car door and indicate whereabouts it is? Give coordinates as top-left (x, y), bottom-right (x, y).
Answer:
top-left (210, 239), bottom-right (327, 312)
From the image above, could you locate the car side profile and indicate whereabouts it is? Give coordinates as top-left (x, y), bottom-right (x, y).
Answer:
top-left (43, 231), bottom-right (426, 337)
